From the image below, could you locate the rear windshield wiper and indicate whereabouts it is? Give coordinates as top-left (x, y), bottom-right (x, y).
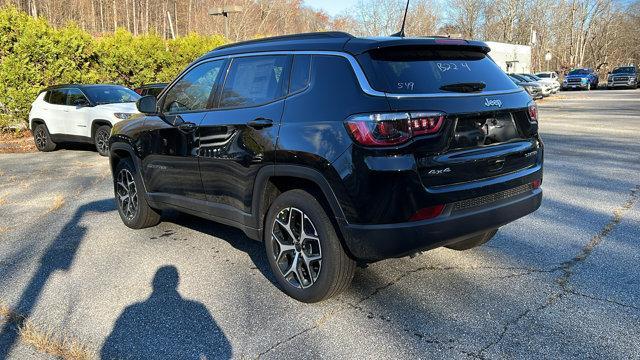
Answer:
top-left (439, 82), bottom-right (486, 93)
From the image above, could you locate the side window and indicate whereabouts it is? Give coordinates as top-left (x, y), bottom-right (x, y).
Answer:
top-left (219, 55), bottom-right (289, 108)
top-left (162, 60), bottom-right (225, 114)
top-left (289, 55), bottom-right (311, 94)
top-left (47, 89), bottom-right (67, 105)
top-left (66, 88), bottom-right (87, 106)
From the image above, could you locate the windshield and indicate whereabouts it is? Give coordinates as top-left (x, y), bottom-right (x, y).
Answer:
top-left (612, 67), bottom-right (636, 74)
top-left (526, 74), bottom-right (542, 81)
top-left (365, 48), bottom-right (520, 94)
top-left (536, 73), bottom-right (551, 78)
top-left (568, 69), bottom-right (589, 75)
top-left (84, 86), bottom-right (140, 104)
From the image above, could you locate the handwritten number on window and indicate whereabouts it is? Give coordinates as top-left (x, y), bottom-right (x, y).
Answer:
top-left (437, 62), bottom-right (471, 72)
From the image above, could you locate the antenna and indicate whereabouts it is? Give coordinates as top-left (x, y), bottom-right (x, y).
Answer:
top-left (391, 0), bottom-right (411, 37)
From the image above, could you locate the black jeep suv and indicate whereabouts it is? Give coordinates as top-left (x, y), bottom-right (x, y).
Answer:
top-left (109, 32), bottom-right (543, 302)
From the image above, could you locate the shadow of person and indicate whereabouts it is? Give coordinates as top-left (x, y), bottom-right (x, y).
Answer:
top-left (101, 266), bottom-right (232, 360)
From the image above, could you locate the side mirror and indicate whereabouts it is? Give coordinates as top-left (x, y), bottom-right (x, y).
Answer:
top-left (74, 98), bottom-right (91, 107)
top-left (137, 95), bottom-right (158, 114)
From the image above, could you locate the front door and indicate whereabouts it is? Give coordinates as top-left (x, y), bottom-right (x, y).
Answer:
top-left (198, 55), bottom-right (291, 217)
top-left (64, 88), bottom-right (92, 137)
top-left (141, 59), bottom-right (227, 201)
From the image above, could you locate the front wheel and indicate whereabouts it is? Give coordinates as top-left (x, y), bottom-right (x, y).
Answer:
top-left (33, 124), bottom-right (56, 152)
top-left (95, 125), bottom-right (111, 156)
top-left (446, 229), bottom-right (498, 251)
top-left (264, 190), bottom-right (355, 303)
top-left (114, 159), bottom-right (161, 229)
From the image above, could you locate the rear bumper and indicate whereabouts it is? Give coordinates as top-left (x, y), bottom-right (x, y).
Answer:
top-left (339, 188), bottom-right (542, 262)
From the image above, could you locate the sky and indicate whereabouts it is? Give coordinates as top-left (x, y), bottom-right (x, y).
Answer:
top-left (303, 0), bottom-right (359, 16)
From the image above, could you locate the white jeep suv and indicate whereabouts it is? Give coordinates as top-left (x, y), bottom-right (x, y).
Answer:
top-left (29, 84), bottom-right (140, 156)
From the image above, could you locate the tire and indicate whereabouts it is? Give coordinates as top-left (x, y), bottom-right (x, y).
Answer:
top-left (94, 125), bottom-right (111, 157)
top-left (264, 189), bottom-right (355, 303)
top-left (33, 123), bottom-right (56, 152)
top-left (114, 158), bottom-right (161, 229)
top-left (446, 229), bottom-right (498, 251)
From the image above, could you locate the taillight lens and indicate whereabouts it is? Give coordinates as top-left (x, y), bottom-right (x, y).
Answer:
top-left (345, 112), bottom-right (445, 147)
top-left (409, 204), bottom-right (445, 221)
top-left (528, 101), bottom-right (538, 123)
top-left (532, 179), bottom-right (542, 189)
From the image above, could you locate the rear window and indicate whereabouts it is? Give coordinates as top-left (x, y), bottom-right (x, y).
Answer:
top-left (365, 47), bottom-right (519, 94)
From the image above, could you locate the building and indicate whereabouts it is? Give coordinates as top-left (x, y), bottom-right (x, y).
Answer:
top-left (485, 41), bottom-right (532, 74)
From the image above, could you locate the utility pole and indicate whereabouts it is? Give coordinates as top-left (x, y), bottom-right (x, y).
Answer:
top-left (209, 6), bottom-right (243, 40)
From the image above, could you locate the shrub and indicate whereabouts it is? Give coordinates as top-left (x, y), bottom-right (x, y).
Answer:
top-left (0, 5), bottom-right (226, 129)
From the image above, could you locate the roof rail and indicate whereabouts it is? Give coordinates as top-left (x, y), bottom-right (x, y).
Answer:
top-left (213, 31), bottom-right (354, 51)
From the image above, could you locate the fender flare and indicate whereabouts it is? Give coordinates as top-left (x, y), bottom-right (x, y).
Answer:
top-left (91, 119), bottom-right (113, 138)
top-left (251, 164), bottom-right (347, 230)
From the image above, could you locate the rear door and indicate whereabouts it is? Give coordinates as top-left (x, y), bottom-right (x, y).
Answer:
top-left (43, 89), bottom-right (69, 135)
top-left (357, 46), bottom-right (541, 189)
top-left (197, 55), bottom-right (290, 217)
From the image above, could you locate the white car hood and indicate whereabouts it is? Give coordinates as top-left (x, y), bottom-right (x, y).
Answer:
top-left (93, 102), bottom-right (139, 113)
top-left (537, 79), bottom-right (560, 86)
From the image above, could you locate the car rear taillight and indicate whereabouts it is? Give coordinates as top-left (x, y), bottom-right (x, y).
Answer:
top-left (409, 204), bottom-right (445, 221)
top-left (345, 112), bottom-right (445, 147)
top-left (532, 179), bottom-right (542, 189)
top-left (528, 101), bottom-right (538, 123)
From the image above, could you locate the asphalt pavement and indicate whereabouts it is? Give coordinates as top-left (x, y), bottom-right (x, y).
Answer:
top-left (0, 89), bottom-right (639, 359)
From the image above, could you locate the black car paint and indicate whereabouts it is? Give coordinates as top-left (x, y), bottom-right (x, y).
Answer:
top-left (110, 34), bottom-right (543, 262)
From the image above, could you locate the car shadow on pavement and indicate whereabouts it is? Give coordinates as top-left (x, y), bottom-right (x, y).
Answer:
top-left (161, 211), bottom-right (278, 286)
top-left (0, 198), bottom-right (115, 360)
top-left (101, 265), bottom-right (232, 359)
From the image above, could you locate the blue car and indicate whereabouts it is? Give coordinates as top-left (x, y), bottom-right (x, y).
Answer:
top-left (561, 68), bottom-right (599, 90)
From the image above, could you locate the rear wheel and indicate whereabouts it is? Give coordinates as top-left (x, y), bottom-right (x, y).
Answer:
top-left (264, 190), bottom-right (355, 303)
top-left (33, 124), bottom-right (56, 152)
top-left (114, 158), bottom-right (160, 229)
top-left (446, 229), bottom-right (498, 251)
top-left (95, 125), bottom-right (111, 157)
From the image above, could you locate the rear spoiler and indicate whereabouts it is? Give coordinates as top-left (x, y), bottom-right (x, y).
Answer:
top-left (343, 37), bottom-right (491, 55)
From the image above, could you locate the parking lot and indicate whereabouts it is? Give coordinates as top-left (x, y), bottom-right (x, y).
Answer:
top-left (0, 89), bottom-right (639, 359)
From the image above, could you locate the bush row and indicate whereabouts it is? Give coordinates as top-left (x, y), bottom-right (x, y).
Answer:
top-left (0, 5), bottom-right (226, 129)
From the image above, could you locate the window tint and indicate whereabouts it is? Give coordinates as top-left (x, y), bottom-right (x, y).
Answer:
top-left (366, 48), bottom-right (520, 94)
top-left (66, 88), bottom-right (87, 105)
top-left (163, 60), bottom-right (224, 114)
top-left (47, 89), bottom-right (67, 105)
top-left (145, 87), bottom-right (165, 97)
top-left (289, 55), bottom-right (311, 93)
top-left (612, 67), bottom-right (636, 74)
top-left (220, 56), bottom-right (289, 108)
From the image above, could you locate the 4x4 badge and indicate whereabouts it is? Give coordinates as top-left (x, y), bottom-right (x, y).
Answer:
top-left (484, 98), bottom-right (503, 108)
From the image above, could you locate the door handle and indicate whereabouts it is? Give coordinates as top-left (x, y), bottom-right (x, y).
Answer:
top-left (178, 121), bottom-right (197, 132)
top-left (247, 118), bottom-right (274, 129)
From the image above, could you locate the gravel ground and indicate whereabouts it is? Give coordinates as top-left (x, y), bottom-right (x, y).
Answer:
top-left (0, 89), bottom-right (639, 359)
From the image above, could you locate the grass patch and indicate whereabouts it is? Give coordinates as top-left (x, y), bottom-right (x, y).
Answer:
top-left (0, 302), bottom-right (95, 360)
top-left (49, 194), bottom-right (65, 212)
